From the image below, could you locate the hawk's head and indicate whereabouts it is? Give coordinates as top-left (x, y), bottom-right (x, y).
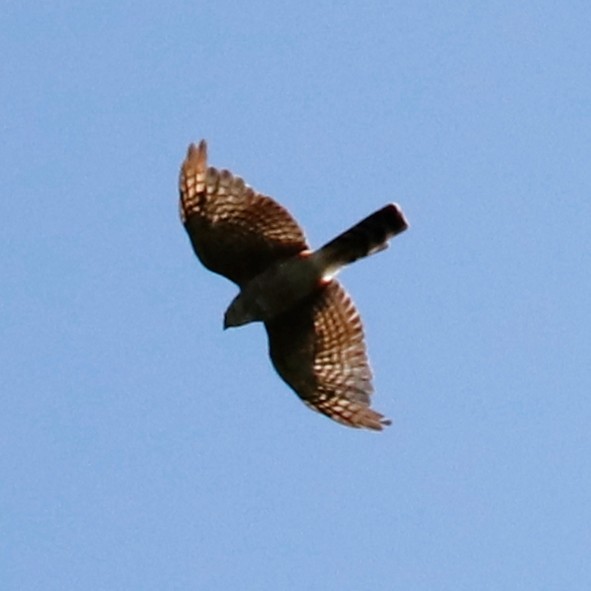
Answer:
top-left (223, 293), bottom-right (257, 329)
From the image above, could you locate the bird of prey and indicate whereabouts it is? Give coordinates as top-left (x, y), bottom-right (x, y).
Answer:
top-left (179, 140), bottom-right (408, 430)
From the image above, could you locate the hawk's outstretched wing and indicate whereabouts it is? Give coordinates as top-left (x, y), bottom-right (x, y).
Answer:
top-left (265, 281), bottom-right (390, 430)
top-left (179, 140), bottom-right (309, 286)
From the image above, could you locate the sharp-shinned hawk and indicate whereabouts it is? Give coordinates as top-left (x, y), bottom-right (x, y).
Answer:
top-left (179, 140), bottom-right (409, 430)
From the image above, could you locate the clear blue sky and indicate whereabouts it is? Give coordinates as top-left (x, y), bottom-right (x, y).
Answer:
top-left (2, 2), bottom-right (590, 589)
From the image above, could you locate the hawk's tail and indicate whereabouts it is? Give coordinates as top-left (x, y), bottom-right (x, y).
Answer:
top-left (313, 204), bottom-right (409, 278)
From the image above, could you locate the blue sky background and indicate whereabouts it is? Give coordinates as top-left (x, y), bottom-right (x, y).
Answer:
top-left (2, 1), bottom-right (590, 589)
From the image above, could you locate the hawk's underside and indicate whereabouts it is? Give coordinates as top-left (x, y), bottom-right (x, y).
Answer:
top-left (179, 140), bottom-right (408, 430)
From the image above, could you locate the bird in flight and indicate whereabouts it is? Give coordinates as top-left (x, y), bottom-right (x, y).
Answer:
top-left (179, 140), bottom-right (409, 430)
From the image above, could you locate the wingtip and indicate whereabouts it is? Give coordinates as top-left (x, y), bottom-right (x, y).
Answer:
top-left (315, 398), bottom-right (393, 431)
top-left (379, 416), bottom-right (393, 429)
top-left (349, 414), bottom-right (392, 431)
top-left (363, 411), bottom-right (392, 431)
top-left (186, 138), bottom-right (208, 169)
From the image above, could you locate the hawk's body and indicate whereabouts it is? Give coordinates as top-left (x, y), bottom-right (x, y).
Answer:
top-left (180, 140), bottom-right (408, 430)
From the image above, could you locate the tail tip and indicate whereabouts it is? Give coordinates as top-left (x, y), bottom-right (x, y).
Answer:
top-left (385, 202), bottom-right (410, 234)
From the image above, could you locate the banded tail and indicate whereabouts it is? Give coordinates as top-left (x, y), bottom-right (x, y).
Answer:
top-left (312, 204), bottom-right (409, 278)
